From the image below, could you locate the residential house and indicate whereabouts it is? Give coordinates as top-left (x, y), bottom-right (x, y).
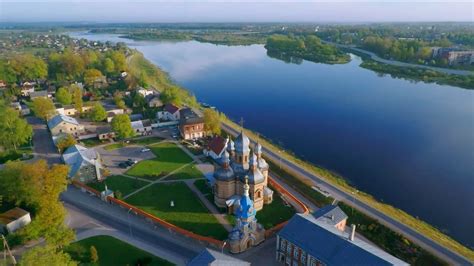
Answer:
top-left (187, 248), bottom-right (250, 266)
top-left (179, 108), bottom-right (205, 140)
top-left (129, 113), bottom-right (144, 122)
top-left (56, 104), bottom-right (94, 116)
top-left (97, 126), bottom-right (115, 140)
top-left (157, 103), bottom-right (180, 121)
top-left (29, 90), bottom-right (50, 100)
top-left (204, 135), bottom-right (228, 160)
top-left (10, 102), bottom-right (30, 116)
top-left (47, 114), bottom-right (85, 136)
top-left (62, 144), bottom-right (102, 182)
top-left (0, 207), bottom-right (31, 234)
top-left (276, 207), bottom-right (408, 266)
top-left (105, 108), bottom-right (125, 123)
top-left (131, 119), bottom-right (153, 136)
top-left (20, 84), bottom-right (35, 97)
top-left (137, 87), bottom-right (155, 97)
top-left (147, 95), bottom-right (163, 108)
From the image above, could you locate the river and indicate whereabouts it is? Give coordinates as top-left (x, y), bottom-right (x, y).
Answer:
top-left (69, 32), bottom-right (474, 247)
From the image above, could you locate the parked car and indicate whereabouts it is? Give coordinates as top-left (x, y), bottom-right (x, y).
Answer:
top-left (127, 158), bottom-right (138, 165)
top-left (141, 148), bottom-right (151, 153)
top-left (118, 162), bottom-right (128, 168)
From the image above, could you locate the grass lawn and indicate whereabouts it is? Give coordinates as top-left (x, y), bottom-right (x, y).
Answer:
top-left (87, 175), bottom-right (149, 197)
top-left (193, 179), bottom-right (214, 203)
top-left (163, 164), bottom-right (204, 181)
top-left (130, 137), bottom-right (163, 146)
top-left (126, 182), bottom-right (228, 240)
top-left (80, 138), bottom-right (106, 147)
top-left (256, 191), bottom-right (296, 229)
top-left (65, 235), bottom-right (173, 266)
top-left (126, 142), bottom-right (193, 180)
top-left (103, 143), bottom-right (125, 150)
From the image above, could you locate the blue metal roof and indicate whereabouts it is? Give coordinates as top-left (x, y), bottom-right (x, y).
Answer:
top-left (278, 213), bottom-right (408, 265)
top-left (47, 114), bottom-right (79, 129)
top-left (313, 205), bottom-right (348, 225)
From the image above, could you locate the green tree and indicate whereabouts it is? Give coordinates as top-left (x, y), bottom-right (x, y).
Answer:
top-left (90, 246), bottom-right (99, 263)
top-left (56, 134), bottom-right (77, 153)
top-left (72, 86), bottom-right (83, 114)
top-left (90, 102), bottom-right (107, 122)
top-left (103, 58), bottom-right (115, 75)
top-left (32, 97), bottom-right (56, 120)
top-left (133, 92), bottom-right (146, 111)
top-left (114, 93), bottom-right (126, 109)
top-left (10, 54), bottom-right (48, 81)
top-left (56, 87), bottom-right (72, 105)
top-left (0, 102), bottom-right (33, 151)
top-left (110, 51), bottom-right (127, 73)
top-left (111, 114), bottom-right (134, 139)
top-left (20, 245), bottom-right (77, 266)
top-left (0, 59), bottom-right (17, 83)
top-left (203, 108), bottom-right (221, 136)
top-left (84, 69), bottom-right (103, 87)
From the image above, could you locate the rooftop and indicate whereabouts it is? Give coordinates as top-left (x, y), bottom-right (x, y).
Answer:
top-left (0, 207), bottom-right (29, 226)
top-left (47, 114), bottom-right (80, 129)
top-left (279, 213), bottom-right (408, 265)
top-left (187, 248), bottom-right (250, 266)
top-left (313, 205), bottom-right (348, 226)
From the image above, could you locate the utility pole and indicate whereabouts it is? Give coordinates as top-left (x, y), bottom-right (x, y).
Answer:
top-left (2, 234), bottom-right (16, 265)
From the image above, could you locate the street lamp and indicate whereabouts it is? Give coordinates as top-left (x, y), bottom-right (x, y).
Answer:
top-left (127, 208), bottom-right (133, 238)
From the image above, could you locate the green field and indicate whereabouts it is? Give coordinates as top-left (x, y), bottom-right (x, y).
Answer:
top-left (126, 142), bottom-right (194, 180)
top-left (87, 175), bottom-right (149, 196)
top-left (103, 143), bottom-right (125, 150)
top-left (125, 182), bottom-right (228, 240)
top-left (129, 137), bottom-right (163, 146)
top-left (163, 164), bottom-right (204, 181)
top-left (65, 235), bottom-right (173, 266)
top-left (256, 192), bottom-right (296, 229)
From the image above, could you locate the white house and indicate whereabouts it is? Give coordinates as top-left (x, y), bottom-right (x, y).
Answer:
top-left (204, 136), bottom-right (228, 160)
top-left (131, 119), bottom-right (153, 136)
top-left (0, 207), bottom-right (31, 234)
top-left (47, 114), bottom-right (85, 136)
top-left (157, 103), bottom-right (180, 121)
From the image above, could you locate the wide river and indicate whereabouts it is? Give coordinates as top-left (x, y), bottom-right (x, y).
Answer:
top-left (70, 32), bottom-right (474, 247)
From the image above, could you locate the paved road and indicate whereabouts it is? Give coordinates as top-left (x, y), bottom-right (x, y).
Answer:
top-left (222, 123), bottom-right (473, 265)
top-left (323, 41), bottom-right (474, 76)
top-left (26, 116), bottom-right (61, 164)
top-left (62, 186), bottom-right (202, 265)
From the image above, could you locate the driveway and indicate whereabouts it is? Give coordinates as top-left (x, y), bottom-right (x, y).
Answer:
top-left (97, 145), bottom-right (155, 175)
top-left (26, 116), bottom-right (61, 164)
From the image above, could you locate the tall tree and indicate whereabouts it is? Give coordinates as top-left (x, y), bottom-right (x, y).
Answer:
top-left (103, 58), bottom-right (115, 75)
top-left (203, 108), bottom-right (221, 136)
top-left (31, 97), bottom-right (56, 120)
top-left (56, 87), bottom-right (72, 105)
top-left (90, 102), bottom-right (107, 122)
top-left (84, 69), bottom-right (103, 87)
top-left (114, 92), bottom-right (126, 109)
top-left (10, 54), bottom-right (48, 81)
top-left (20, 245), bottom-right (77, 266)
top-left (111, 114), bottom-right (134, 139)
top-left (90, 246), bottom-right (99, 263)
top-left (72, 86), bottom-right (83, 114)
top-left (0, 102), bottom-right (33, 151)
top-left (56, 134), bottom-right (77, 153)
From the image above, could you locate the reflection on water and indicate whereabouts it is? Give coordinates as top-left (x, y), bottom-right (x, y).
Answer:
top-left (69, 32), bottom-right (474, 247)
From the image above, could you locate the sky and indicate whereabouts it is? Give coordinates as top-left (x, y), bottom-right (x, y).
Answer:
top-left (0, 1), bottom-right (473, 23)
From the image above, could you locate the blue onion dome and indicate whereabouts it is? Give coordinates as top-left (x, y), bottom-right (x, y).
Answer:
top-left (245, 160), bottom-right (265, 185)
top-left (234, 131), bottom-right (250, 154)
top-left (236, 177), bottom-right (256, 219)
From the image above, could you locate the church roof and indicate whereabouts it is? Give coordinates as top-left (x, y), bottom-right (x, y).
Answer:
top-left (234, 131), bottom-right (250, 153)
top-left (214, 165), bottom-right (235, 181)
top-left (187, 248), bottom-right (249, 266)
top-left (236, 179), bottom-right (256, 220)
top-left (227, 139), bottom-right (235, 151)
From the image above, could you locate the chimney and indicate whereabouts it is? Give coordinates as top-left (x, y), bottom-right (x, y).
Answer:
top-left (350, 224), bottom-right (356, 241)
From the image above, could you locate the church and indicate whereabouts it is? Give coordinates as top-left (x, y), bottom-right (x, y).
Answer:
top-left (213, 130), bottom-right (274, 213)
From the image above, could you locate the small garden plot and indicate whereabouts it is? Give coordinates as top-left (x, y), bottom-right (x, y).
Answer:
top-left (87, 175), bottom-right (149, 197)
top-left (125, 182), bottom-right (228, 240)
top-left (65, 235), bottom-right (173, 266)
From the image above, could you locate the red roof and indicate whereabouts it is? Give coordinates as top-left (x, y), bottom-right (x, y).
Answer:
top-left (164, 103), bottom-right (180, 114)
top-left (208, 136), bottom-right (226, 155)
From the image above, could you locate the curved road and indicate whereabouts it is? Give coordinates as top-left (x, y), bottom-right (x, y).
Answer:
top-left (222, 123), bottom-right (473, 265)
top-left (324, 41), bottom-right (474, 76)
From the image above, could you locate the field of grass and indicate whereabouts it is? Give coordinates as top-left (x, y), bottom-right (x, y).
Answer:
top-left (126, 142), bottom-right (194, 179)
top-left (87, 175), bottom-right (149, 196)
top-left (80, 138), bottom-right (105, 147)
top-left (129, 137), bottom-right (163, 146)
top-left (125, 182), bottom-right (228, 240)
top-left (163, 164), bottom-right (204, 181)
top-left (256, 192), bottom-right (296, 229)
top-left (103, 143), bottom-right (125, 150)
top-left (65, 235), bottom-right (173, 266)
top-left (222, 118), bottom-right (474, 262)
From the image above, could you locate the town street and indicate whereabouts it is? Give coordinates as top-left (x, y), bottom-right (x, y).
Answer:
top-left (26, 116), bottom-right (61, 164)
top-left (222, 122), bottom-right (472, 265)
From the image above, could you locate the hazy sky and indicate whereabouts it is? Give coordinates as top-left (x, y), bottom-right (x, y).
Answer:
top-left (0, 1), bottom-right (473, 23)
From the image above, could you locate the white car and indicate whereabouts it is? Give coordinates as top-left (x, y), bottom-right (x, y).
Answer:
top-left (141, 148), bottom-right (151, 153)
